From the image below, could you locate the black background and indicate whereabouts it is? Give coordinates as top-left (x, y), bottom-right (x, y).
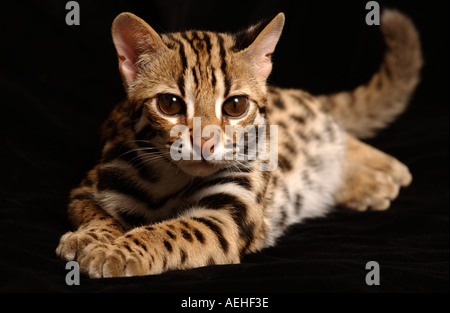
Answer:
top-left (0, 0), bottom-right (448, 296)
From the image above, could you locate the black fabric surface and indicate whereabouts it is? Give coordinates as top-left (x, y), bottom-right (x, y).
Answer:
top-left (0, 0), bottom-right (448, 296)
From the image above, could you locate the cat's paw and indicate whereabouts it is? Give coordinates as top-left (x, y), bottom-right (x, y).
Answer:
top-left (335, 162), bottom-right (408, 212)
top-left (56, 230), bottom-right (115, 261)
top-left (382, 156), bottom-right (412, 187)
top-left (78, 242), bottom-right (150, 278)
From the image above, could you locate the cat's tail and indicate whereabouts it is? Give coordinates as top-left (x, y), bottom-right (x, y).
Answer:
top-left (316, 9), bottom-right (423, 138)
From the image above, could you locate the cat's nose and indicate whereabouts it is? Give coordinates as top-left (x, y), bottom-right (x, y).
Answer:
top-left (192, 136), bottom-right (217, 159)
top-left (192, 137), bottom-right (206, 156)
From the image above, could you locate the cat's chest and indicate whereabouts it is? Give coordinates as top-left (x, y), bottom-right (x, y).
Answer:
top-left (96, 161), bottom-right (193, 228)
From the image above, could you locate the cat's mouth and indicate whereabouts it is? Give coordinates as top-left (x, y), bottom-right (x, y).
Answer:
top-left (167, 136), bottom-right (232, 177)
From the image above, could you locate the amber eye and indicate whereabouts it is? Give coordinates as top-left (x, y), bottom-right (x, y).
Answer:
top-left (222, 96), bottom-right (249, 118)
top-left (157, 94), bottom-right (185, 116)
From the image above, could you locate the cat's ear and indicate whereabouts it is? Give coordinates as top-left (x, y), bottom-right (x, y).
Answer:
top-left (111, 12), bottom-right (166, 86)
top-left (239, 13), bottom-right (285, 81)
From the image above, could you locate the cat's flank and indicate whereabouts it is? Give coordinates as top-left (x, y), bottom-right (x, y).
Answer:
top-left (56, 10), bottom-right (422, 278)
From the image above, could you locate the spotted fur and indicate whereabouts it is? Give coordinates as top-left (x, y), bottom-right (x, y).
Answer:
top-left (56, 10), bottom-right (422, 277)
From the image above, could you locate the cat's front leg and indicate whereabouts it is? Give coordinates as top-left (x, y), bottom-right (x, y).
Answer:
top-left (78, 209), bottom-right (253, 278)
top-left (56, 221), bottom-right (123, 262)
top-left (56, 187), bottom-right (124, 261)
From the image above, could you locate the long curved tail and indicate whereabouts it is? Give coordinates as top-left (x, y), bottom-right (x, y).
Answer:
top-left (317, 9), bottom-right (423, 138)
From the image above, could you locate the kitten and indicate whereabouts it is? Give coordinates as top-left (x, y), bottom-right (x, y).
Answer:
top-left (56, 10), bottom-right (422, 278)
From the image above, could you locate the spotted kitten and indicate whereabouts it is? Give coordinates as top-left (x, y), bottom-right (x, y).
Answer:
top-left (56, 10), bottom-right (422, 277)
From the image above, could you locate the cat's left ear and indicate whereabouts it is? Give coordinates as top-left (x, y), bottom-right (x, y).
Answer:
top-left (111, 12), bottom-right (167, 86)
top-left (239, 13), bottom-right (285, 81)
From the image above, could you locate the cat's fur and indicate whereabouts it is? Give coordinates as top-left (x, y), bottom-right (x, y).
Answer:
top-left (56, 10), bottom-right (422, 278)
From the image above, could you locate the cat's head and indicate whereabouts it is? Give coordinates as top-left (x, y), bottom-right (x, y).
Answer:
top-left (111, 12), bottom-right (284, 177)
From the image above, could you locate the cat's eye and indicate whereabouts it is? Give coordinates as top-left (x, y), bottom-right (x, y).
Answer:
top-left (222, 96), bottom-right (249, 118)
top-left (157, 94), bottom-right (185, 116)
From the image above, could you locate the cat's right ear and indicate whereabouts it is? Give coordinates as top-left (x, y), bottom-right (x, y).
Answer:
top-left (238, 13), bottom-right (285, 82)
top-left (112, 12), bottom-right (166, 86)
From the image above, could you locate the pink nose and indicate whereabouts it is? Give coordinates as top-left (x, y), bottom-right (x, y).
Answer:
top-left (192, 137), bottom-right (216, 159)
